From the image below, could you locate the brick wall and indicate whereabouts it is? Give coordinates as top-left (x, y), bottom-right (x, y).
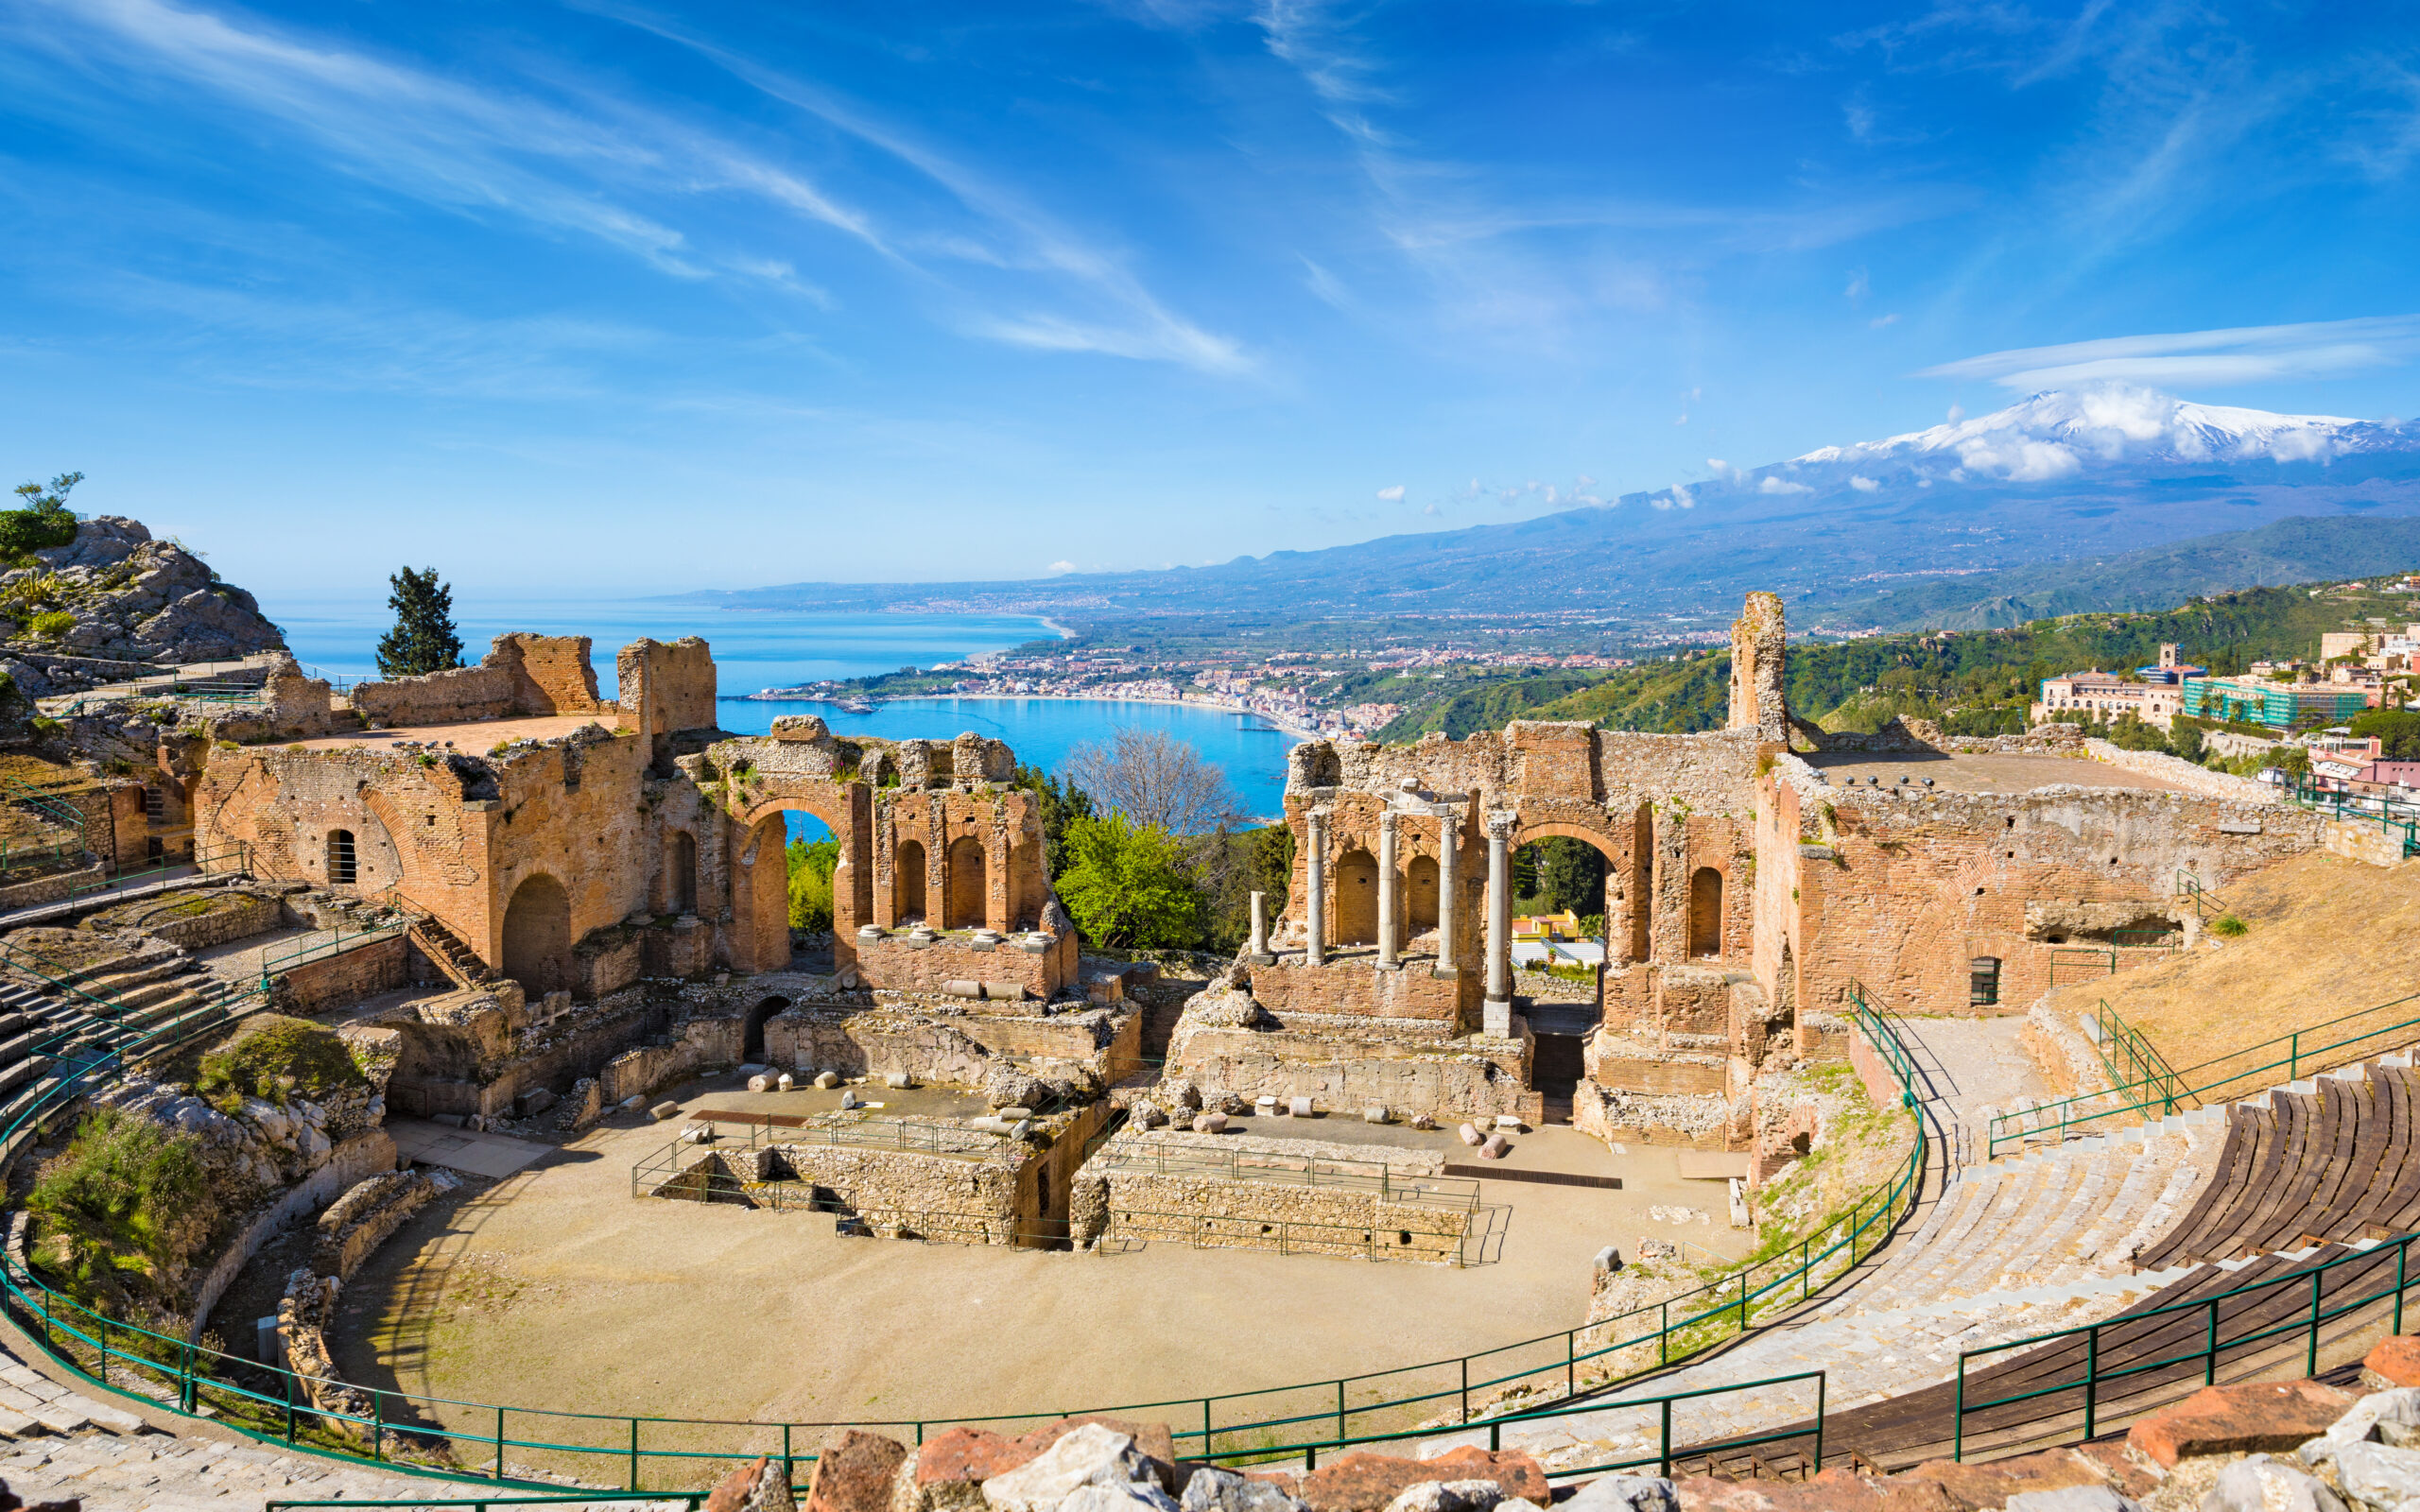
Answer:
top-left (274, 935), bottom-right (407, 1015)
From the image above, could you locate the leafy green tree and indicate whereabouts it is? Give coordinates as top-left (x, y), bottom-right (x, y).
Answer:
top-left (786, 835), bottom-right (838, 932)
top-left (0, 472), bottom-right (80, 561)
top-left (375, 566), bottom-right (464, 679)
top-left (2350, 710), bottom-right (2420, 760)
top-left (1053, 812), bottom-right (1203, 950)
top-left (2168, 720), bottom-right (2206, 765)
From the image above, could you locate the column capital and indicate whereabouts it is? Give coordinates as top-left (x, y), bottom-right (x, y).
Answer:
top-left (1377, 809), bottom-right (1399, 834)
top-left (1483, 809), bottom-right (1519, 842)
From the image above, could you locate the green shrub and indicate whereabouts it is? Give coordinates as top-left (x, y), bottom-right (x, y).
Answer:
top-left (28, 1109), bottom-right (213, 1309)
top-left (2210, 913), bottom-right (2248, 938)
top-left (197, 1015), bottom-right (368, 1106)
top-left (24, 610), bottom-right (72, 641)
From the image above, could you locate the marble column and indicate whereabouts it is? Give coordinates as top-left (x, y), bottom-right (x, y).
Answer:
top-left (1376, 811), bottom-right (1400, 970)
top-left (1435, 800), bottom-right (1461, 974)
top-left (1482, 810), bottom-right (1516, 1037)
top-left (1305, 809), bottom-right (1327, 968)
top-left (1248, 890), bottom-right (1273, 964)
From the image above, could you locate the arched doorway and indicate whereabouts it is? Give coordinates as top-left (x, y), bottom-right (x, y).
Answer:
top-left (1335, 848), bottom-right (1378, 945)
top-left (944, 836), bottom-right (986, 929)
top-left (664, 830), bottom-right (697, 916)
top-left (502, 872), bottom-right (572, 996)
top-left (326, 829), bottom-right (357, 887)
top-left (1407, 854), bottom-right (1440, 934)
top-left (747, 995), bottom-right (788, 1061)
top-left (1688, 868), bottom-right (1723, 958)
top-left (895, 839), bottom-right (927, 923)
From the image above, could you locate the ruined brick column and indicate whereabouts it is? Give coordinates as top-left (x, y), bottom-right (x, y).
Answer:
top-left (1376, 810), bottom-right (1400, 970)
top-left (1305, 808), bottom-right (1327, 968)
top-left (1482, 810), bottom-right (1515, 1036)
top-left (1727, 591), bottom-right (1789, 742)
top-left (1435, 799), bottom-right (1461, 975)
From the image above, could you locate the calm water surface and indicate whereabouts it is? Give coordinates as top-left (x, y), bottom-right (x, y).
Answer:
top-left (264, 595), bottom-right (1298, 829)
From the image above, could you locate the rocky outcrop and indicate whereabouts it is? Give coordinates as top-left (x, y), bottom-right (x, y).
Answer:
top-left (0, 516), bottom-right (283, 680)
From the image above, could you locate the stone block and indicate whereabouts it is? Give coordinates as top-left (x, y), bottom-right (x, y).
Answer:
top-left (514, 1087), bottom-right (557, 1119)
top-left (981, 1423), bottom-right (1155, 1512)
top-left (1670, 1468), bottom-right (1957, 1512)
top-left (2205, 1456), bottom-right (2341, 1512)
top-left (1299, 1449), bottom-right (1547, 1512)
top-left (910, 1425), bottom-right (1035, 1507)
top-left (1018, 1417), bottom-right (1178, 1491)
top-left (1257, 1095), bottom-right (1280, 1117)
top-left (807, 1429), bottom-right (909, 1512)
top-left (778, 1073), bottom-right (795, 1091)
top-left (705, 1455), bottom-right (798, 1512)
top-left (1288, 1096), bottom-right (1315, 1118)
top-left (1363, 1105), bottom-right (1391, 1125)
top-left (1478, 1134), bottom-right (1511, 1160)
top-left (1182, 1465), bottom-right (1310, 1512)
top-left (649, 1101), bottom-right (680, 1122)
top-left (2325, 1441), bottom-right (2420, 1511)
top-left (887, 1072), bottom-right (913, 1089)
top-left (2370, 1336), bottom-right (2420, 1388)
top-left (1381, 1485), bottom-right (1502, 1512)
top-left (1564, 1476), bottom-right (1677, 1512)
top-left (816, 1071), bottom-right (842, 1090)
top-left (1492, 1114), bottom-right (1523, 1132)
top-left (1192, 1112), bottom-right (1228, 1134)
top-left (2127, 1381), bottom-right (2358, 1468)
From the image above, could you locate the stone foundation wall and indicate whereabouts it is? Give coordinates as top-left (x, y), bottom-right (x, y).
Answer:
top-left (767, 1002), bottom-right (1140, 1087)
top-left (192, 1130), bottom-right (398, 1340)
top-left (1090, 1160), bottom-right (1469, 1261)
top-left (310, 1169), bottom-right (439, 1280)
top-left (853, 933), bottom-right (1064, 1001)
top-left (87, 887), bottom-right (284, 949)
top-left (2324, 817), bottom-right (2411, 869)
top-left (1167, 1022), bottom-right (1540, 1123)
top-left (273, 934), bottom-right (408, 1015)
top-left (684, 1140), bottom-right (1033, 1245)
top-left (1248, 957), bottom-right (1463, 1024)
top-left (1571, 1080), bottom-right (1734, 1150)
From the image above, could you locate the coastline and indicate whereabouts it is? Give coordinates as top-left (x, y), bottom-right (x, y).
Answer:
top-left (736, 688), bottom-right (1325, 745)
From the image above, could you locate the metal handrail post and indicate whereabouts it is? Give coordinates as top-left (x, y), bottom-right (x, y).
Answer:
top-left (2083, 1325), bottom-right (2099, 1442)
top-left (2308, 1269), bottom-right (2324, 1379)
top-left (2204, 1297), bottom-right (2219, 1385)
top-left (1658, 1396), bottom-right (1673, 1477)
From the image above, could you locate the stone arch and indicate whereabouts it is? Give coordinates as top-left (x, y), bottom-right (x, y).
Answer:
top-left (502, 872), bottom-right (572, 996)
top-left (1407, 853), bottom-right (1441, 933)
top-left (664, 829), bottom-right (697, 916)
top-left (1688, 867), bottom-right (1723, 958)
top-left (895, 839), bottom-right (928, 922)
top-left (1334, 847), bottom-right (1379, 945)
top-left (944, 835), bottom-right (986, 929)
top-left (1512, 819), bottom-right (1624, 933)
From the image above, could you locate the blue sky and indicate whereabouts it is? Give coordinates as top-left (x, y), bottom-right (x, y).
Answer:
top-left (1, 0), bottom-right (2416, 596)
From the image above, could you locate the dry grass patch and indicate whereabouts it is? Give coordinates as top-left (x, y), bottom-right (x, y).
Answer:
top-left (2043, 850), bottom-right (2420, 1088)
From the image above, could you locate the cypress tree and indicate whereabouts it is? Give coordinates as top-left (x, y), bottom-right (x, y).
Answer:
top-left (374, 566), bottom-right (464, 679)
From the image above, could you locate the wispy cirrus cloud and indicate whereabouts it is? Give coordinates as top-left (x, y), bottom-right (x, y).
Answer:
top-left (1921, 315), bottom-right (2420, 389)
top-left (9, 0), bottom-right (1251, 375)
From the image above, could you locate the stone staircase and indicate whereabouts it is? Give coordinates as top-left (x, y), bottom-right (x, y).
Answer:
top-left (409, 915), bottom-right (496, 990)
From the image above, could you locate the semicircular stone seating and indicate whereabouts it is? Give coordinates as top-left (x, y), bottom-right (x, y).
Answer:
top-left (1480, 1050), bottom-right (2420, 1480)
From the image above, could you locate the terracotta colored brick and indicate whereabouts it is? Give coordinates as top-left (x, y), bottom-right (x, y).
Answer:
top-left (912, 1426), bottom-right (1036, 1486)
top-left (1298, 1447), bottom-right (1548, 1512)
top-left (2369, 1334), bottom-right (2420, 1388)
top-left (1674, 1468), bottom-right (1957, 1512)
top-left (1897, 1447), bottom-right (2148, 1512)
top-left (2126, 1380), bottom-right (2357, 1468)
top-left (807, 1430), bottom-right (908, 1512)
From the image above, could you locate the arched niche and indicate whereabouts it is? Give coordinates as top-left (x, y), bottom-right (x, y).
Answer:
top-left (503, 872), bottom-right (572, 996)
top-left (1688, 867), bottom-right (1724, 958)
top-left (895, 839), bottom-right (927, 923)
top-left (944, 835), bottom-right (986, 929)
top-left (1335, 847), bottom-right (1378, 945)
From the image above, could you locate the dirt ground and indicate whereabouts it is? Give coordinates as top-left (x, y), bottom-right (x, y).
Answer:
top-left (2043, 850), bottom-right (2420, 1082)
top-left (330, 1073), bottom-right (1759, 1481)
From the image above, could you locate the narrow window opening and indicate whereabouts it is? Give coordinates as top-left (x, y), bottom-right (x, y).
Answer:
top-left (1969, 955), bottom-right (2001, 1007)
top-left (327, 829), bottom-right (357, 886)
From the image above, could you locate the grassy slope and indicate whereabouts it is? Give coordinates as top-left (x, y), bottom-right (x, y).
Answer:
top-left (2040, 851), bottom-right (2420, 1084)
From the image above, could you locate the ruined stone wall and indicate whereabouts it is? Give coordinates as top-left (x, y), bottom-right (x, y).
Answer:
top-left (1088, 1133), bottom-right (1469, 1261)
top-left (196, 747), bottom-right (477, 905)
top-left (482, 730), bottom-right (650, 989)
top-left (2083, 740), bottom-right (2283, 804)
top-left (2324, 817), bottom-right (2411, 868)
top-left (766, 1000), bottom-right (1137, 1086)
top-left (1167, 1022), bottom-right (1540, 1123)
top-left (1728, 592), bottom-right (1788, 743)
top-left (1773, 767), bottom-right (2323, 1020)
top-left (853, 934), bottom-right (1060, 1000)
top-left (348, 633), bottom-right (606, 727)
top-left (618, 637), bottom-right (717, 769)
top-left (749, 1141), bottom-right (1030, 1244)
top-left (1248, 958), bottom-right (1461, 1022)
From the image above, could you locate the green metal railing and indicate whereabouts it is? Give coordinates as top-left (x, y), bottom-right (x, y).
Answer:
top-left (2286, 778), bottom-right (2420, 857)
top-left (2091, 1002), bottom-right (2182, 1113)
top-left (257, 887), bottom-right (417, 989)
top-left (2173, 868), bottom-right (2232, 923)
top-left (1988, 988), bottom-right (2420, 1156)
top-left (0, 1011), bottom-right (1926, 1491)
top-left (255, 1368), bottom-right (1833, 1507)
top-left (1952, 1232), bottom-right (2419, 1460)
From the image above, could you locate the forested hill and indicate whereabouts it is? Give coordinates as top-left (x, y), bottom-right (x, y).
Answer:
top-left (1375, 578), bottom-right (2420, 740)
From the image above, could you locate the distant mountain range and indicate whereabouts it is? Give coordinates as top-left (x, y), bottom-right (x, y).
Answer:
top-left (684, 386), bottom-right (2420, 628)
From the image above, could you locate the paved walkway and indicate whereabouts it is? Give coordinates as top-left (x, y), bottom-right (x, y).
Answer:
top-left (389, 1119), bottom-right (556, 1179)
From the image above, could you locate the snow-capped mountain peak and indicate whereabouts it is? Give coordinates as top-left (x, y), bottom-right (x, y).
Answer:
top-left (1789, 385), bottom-right (2374, 483)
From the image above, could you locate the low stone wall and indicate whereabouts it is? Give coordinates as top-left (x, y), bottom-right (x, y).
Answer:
top-left (348, 632), bottom-right (608, 728)
top-left (1572, 1079), bottom-right (1735, 1150)
top-left (1246, 956), bottom-right (1462, 1024)
top-left (272, 934), bottom-right (407, 1014)
top-left (0, 862), bottom-right (104, 913)
top-left (86, 887), bottom-right (285, 949)
top-left (767, 1001), bottom-right (1141, 1089)
top-left (853, 932), bottom-right (1063, 1000)
top-left (1081, 1129), bottom-right (1471, 1262)
top-left (1168, 1021), bottom-right (1539, 1124)
top-left (2084, 739), bottom-right (2280, 804)
top-left (2325, 816), bottom-right (2411, 869)
top-left (191, 1129), bottom-right (398, 1341)
top-left (600, 1040), bottom-right (700, 1106)
top-left (666, 1138), bottom-right (1032, 1245)
top-left (310, 1169), bottom-right (439, 1280)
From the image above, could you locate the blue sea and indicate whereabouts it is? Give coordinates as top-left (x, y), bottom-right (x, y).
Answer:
top-left (266, 596), bottom-right (1300, 835)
